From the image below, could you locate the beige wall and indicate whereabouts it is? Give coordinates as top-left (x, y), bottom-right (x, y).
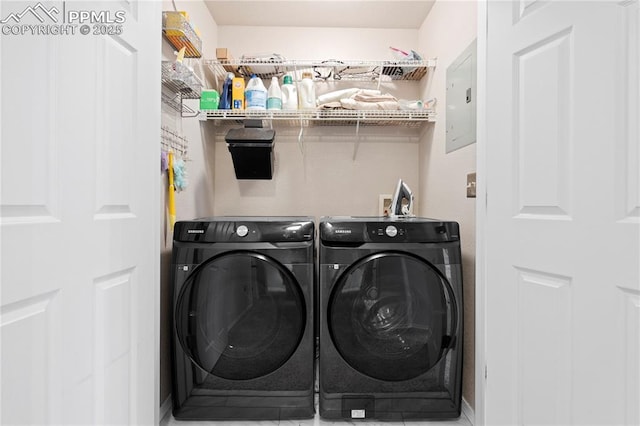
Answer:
top-left (215, 129), bottom-right (418, 218)
top-left (418, 0), bottom-right (477, 410)
top-left (212, 126), bottom-right (420, 217)
top-left (160, 0), bottom-right (218, 405)
top-left (212, 25), bottom-right (423, 217)
top-left (218, 25), bottom-right (419, 60)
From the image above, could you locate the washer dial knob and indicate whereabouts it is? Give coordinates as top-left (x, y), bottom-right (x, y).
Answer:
top-left (236, 225), bottom-right (249, 237)
top-left (385, 225), bottom-right (398, 237)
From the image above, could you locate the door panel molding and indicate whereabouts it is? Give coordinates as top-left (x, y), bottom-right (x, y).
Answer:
top-left (513, 27), bottom-right (573, 220)
top-left (515, 267), bottom-right (572, 426)
top-left (513, 0), bottom-right (549, 24)
top-left (617, 287), bottom-right (640, 425)
top-left (0, 290), bottom-right (60, 424)
top-left (615, 1), bottom-right (640, 223)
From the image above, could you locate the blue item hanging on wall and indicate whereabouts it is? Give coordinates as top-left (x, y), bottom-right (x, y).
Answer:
top-left (172, 157), bottom-right (188, 191)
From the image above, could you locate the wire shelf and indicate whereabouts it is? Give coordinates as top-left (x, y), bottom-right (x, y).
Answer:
top-left (201, 57), bottom-right (436, 132)
top-left (162, 12), bottom-right (202, 58)
top-left (161, 125), bottom-right (190, 159)
top-left (201, 108), bottom-right (435, 126)
top-left (204, 58), bottom-right (436, 82)
top-left (161, 61), bottom-right (202, 99)
top-left (161, 92), bottom-right (198, 115)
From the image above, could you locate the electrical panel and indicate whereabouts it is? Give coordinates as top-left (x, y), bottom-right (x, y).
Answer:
top-left (446, 39), bottom-right (477, 153)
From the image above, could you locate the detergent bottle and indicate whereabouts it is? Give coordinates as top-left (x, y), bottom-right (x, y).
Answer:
top-left (281, 74), bottom-right (298, 110)
top-left (267, 76), bottom-right (282, 110)
top-left (245, 74), bottom-right (268, 110)
top-left (298, 72), bottom-right (316, 110)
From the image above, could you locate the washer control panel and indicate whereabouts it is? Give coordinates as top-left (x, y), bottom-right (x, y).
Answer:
top-left (369, 224), bottom-right (406, 240)
top-left (236, 225), bottom-right (249, 237)
top-left (385, 225), bottom-right (398, 237)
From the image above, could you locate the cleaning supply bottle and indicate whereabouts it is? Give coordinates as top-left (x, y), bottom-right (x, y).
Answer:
top-left (232, 76), bottom-right (245, 109)
top-left (267, 76), bottom-right (282, 110)
top-left (281, 74), bottom-right (298, 110)
top-left (298, 72), bottom-right (316, 110)
top-left (219, 72), bottom-right (234, 109)
top-left (245, 74), bottom-right (268, 110)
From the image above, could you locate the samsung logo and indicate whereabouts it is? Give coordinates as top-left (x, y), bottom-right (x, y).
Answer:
top-left (334, 229), bottom-right (352, 234)
top-left (187, 229), bottom-right (205, 234)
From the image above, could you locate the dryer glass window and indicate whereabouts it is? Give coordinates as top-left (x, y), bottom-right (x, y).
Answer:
top-left (328, 252), bottom-right (457, 381)
top-left (176, 251), bottom-right (305, 380)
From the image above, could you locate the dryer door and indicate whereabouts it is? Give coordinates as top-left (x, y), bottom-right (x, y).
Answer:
top-left (328, 252), bottom-right (458, 381)
top-left (176, 251), bottom-right (306, 380)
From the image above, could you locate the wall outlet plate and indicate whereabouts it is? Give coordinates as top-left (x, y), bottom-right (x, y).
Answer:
top-left (467, 172), bottom-right (477, 198)
top-left (379, 194), bottom-right (392, 216)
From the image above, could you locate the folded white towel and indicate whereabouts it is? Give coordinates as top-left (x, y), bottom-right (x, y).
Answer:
top-left (316, 88), bottom-right (360, 105)
top-left (316, 88), bottom-right (400, 110)
top-left (353, 92), bottom-right (397, 103)
top-left (340, 98), bottom-right (399, 110)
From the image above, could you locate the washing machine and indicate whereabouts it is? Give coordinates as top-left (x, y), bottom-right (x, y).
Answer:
top-left (319, 217), bottom-right (463, 420)
top-left (171, 217), bottom-right (315, 420)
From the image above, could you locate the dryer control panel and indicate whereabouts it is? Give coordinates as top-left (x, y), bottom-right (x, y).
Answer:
top-left (320, 217), bottom-right (459, 244)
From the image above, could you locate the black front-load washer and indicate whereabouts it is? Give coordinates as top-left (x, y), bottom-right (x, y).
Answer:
top-left (319, 217), bottom-right (463, 420)
top-left (171, 217), bottom-right (315, 420)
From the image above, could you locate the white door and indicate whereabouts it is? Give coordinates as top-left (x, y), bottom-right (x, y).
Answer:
top-left (482, 1), bottom-right (639, 425)
top-left (0, 1), bottom-right (160, 424)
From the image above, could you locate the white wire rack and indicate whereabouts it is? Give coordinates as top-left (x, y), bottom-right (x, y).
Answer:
top-left (201, 57), bottom-right (436, 127)
top-left (161, 91), bottom-right (198, 116)
top-left (161, 61), bottom-right (202, 98)
top-left (200, 108), bottom-right (435, 126)
top-left (161, 125), bottom-right (189, 159)
top-left (200, 57), bottom-right (436, 158)
top-left (161, 61), bottom-right (203, 117)
top-left (204, 58), bottom-right (437, 82)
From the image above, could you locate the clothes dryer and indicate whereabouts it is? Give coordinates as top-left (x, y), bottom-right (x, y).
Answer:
top-left (171, 217), bottom-right (315, 420)
top-left (319, 217), bottom-right (463, 420)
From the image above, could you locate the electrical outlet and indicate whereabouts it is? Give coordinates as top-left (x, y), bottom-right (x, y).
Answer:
top-left (379, 194), bottom-right (392, 216)
top-left (467, 173), bottom-right (476, 198)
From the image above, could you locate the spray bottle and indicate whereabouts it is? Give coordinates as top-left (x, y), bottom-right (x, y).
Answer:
top-left (219, 72), bottom-right (234, 109)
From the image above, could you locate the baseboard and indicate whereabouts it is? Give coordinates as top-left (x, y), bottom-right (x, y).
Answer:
top-left (462, 397), bottom-right (475, 425)
top-left (159, 395), bottom-right (172, 425)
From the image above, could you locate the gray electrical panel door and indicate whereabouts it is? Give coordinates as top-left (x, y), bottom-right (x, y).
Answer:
top-left (446, 39), bottom-right (477, 153)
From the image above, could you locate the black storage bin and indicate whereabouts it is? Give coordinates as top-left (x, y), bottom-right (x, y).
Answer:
top-left (225, 127), bottom-right (275, 180)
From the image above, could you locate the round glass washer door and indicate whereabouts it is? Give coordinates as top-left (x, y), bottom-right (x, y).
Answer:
top-left (175, 251), bottom-right (306, 380)
top-left (328, 252), bottom-right (457, 382)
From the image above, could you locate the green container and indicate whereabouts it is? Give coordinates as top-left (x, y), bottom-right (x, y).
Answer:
top-left (200, 89), bottom-right (220, 110)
